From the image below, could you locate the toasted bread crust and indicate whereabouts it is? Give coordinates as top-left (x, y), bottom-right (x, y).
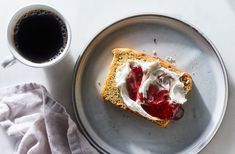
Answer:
top-left (101, 48), bottom-right (192, 127)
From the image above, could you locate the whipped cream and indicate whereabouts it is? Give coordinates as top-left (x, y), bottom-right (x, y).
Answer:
top-left (115, 60), bottom-right (186, 120)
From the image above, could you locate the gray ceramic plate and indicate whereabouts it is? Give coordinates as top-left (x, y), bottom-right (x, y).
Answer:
top-left (72, 14), bottom-right (228, 154)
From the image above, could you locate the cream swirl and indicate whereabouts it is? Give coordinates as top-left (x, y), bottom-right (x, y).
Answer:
top-left (115, 60), bottom-right (186, 120)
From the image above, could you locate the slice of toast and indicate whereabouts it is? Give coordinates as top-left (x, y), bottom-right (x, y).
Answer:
top-left (101, 48), bottom-right (192, 127)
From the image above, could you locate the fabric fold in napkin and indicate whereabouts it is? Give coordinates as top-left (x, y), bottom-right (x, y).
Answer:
top-left (0, 83), bottom-right (98, 154)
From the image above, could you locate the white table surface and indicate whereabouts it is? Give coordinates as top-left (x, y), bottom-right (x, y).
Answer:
top-left (0, 0), bottom-right (234, 153)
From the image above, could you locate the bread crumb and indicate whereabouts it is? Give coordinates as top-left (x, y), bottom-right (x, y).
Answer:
top-left (165, 56), bottom-right (176, 64)
top-left (153, 38), bottom-right (157, 44)
top-left (152, 50), bottom-right (157, 56)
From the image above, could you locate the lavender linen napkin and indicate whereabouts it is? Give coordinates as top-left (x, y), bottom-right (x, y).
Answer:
top-left (0, 83), bottom-right (98, 154)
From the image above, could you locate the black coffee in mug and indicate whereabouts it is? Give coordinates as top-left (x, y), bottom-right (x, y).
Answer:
top-left (13, 9), bottom-right (68, 63)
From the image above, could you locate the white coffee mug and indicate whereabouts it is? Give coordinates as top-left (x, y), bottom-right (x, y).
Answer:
top-left (1, 4), bottom-right (71, 68)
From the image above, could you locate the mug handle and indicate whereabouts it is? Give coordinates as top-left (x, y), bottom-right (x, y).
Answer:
top-left (1, 55), bottom-right (17, 68)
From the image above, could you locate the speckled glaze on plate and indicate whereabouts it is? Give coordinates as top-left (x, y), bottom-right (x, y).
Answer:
top-left (72, 14), bottom-right (228, 154)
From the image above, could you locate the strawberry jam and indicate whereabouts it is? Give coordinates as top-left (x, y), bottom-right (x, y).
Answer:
top-left (126, 65), bottom-right (143, 100)
top-left (126, 65), bottom-right (184, 120)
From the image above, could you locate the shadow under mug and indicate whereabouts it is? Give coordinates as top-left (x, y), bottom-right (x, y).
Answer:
top-left (1, 4), bottom-right (71, 68)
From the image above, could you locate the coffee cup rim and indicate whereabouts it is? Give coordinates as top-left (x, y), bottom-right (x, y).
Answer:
top-left (7, 4), bottom-right (71, 67)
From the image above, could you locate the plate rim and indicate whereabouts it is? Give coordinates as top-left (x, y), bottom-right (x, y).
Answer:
top-left (72, 13), bottom-right (228, 154)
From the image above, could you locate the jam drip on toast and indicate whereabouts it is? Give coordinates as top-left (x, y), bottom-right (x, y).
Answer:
top-left (126, 66), bottom-right (184, 120)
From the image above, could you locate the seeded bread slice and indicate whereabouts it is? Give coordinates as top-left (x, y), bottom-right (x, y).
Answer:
top-left (100, 48), bottom-right (192, 127)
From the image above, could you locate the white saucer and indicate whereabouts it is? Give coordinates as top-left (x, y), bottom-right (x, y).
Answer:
top-left (72, 14), bottom-right (228, 154)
